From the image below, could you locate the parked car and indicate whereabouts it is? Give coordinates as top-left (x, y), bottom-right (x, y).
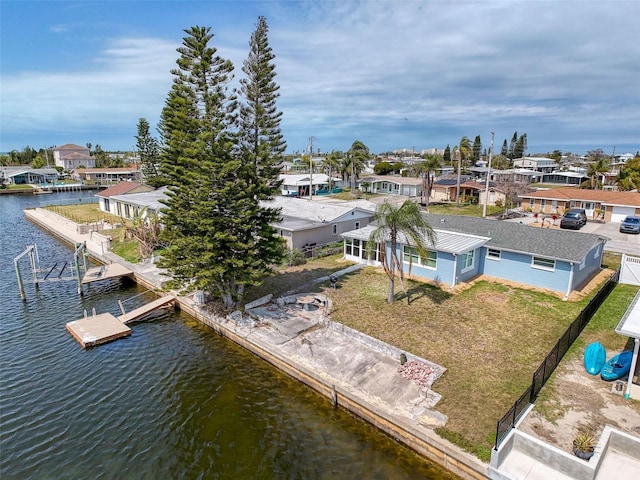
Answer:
top-left (619, 216), bottom-right (640, 234)
top-left (560, 208), bottom-right (587, 230)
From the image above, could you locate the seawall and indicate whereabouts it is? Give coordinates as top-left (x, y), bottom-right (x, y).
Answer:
top-left (24, 207), bottom-right (489, 480)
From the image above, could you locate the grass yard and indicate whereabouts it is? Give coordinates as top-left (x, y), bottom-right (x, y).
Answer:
top-left (256, 256), bottom-right (616, 461)
top-left (44, 202), bottom-right (124, 225)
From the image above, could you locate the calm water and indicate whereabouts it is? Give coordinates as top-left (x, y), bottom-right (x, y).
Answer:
top-left (0, 191), bottom-right (458, 480)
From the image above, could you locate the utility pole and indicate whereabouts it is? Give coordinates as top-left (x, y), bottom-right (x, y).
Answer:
top-left (308, 136), bottom-right (314, 199)
top-left (455, 148), bottom-right (461, 207)
top-left (482, 132), bottom-right (495, 218)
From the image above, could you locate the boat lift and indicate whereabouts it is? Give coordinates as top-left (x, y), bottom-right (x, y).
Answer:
top-left (14, 242), bottom-right (89, 300)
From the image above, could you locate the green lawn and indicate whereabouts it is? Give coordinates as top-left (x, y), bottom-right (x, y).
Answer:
top-left (425, 203), bottom-right (504, 217)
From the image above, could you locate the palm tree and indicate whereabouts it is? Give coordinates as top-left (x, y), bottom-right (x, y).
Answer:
top-left (366, 200), bottom-right (435, 304)
top-left (455, 136), bottom-right (471, 206)
top-left (347, 140), bottom-right (369, 195)
top-left (321, 150), bottom-right (341, 192)
top-left (418, 154), bottom-right (441, 211)
top-left (585, 157), bottom-right (609, 189)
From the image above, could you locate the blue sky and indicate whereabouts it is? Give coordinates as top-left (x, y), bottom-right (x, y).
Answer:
top-left (1, 0), bottom-right (639, 156)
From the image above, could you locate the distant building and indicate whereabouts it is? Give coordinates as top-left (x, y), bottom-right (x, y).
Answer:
top-left (512, 157), bottom-right (557, 173)
top-left (0, 166), bottom-right (59, 185)
top-left (53, 144), bottom-right (95, 170)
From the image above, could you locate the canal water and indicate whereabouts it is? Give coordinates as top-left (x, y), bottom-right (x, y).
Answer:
top-left (0, 191), bottom-right (459, 480)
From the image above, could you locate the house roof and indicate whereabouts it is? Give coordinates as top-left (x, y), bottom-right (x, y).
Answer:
top-left (59, 151), bottom-right (92, 159)
top-left (55, 144), bottom-right (88, 151)
top-left (279, 173), bottom-right (336, 186)
top-left (520, 188), bottom-right (640, 207)
top-left (342, 224), bottom-right (490, 255)
top-left (1, 166), bottom-right (58, 177)
top-left (616, 289), bottom-right (640, 339)
top-left (108, 187), bottom-right (169, 211)
top-left (420, 214), bottom-right (608, 263)
top-left (96, 181), bottom-right (150, 198)
top-left (75, 167), bottom-right (138, 174)
top-left (264, 196), bottom-right (375, 231)
top-left (360, 175), bottom-right (424, 186)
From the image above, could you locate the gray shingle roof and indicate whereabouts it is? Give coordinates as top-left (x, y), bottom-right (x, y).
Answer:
top-left (421, 214), bottom-right (608, 263)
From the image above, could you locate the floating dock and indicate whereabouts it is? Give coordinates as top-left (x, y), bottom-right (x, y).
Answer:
top-left (66, 294), bottom-right (175, 348)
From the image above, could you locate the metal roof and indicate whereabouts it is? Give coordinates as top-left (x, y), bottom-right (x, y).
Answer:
top-left (342, 225), bottom-right (489, 255)
top-left (616, 290), bottom-right (640, 339)
top-left (108, 187), bottom-right (169, 211)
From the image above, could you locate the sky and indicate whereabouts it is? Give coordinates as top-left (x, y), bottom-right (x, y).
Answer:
top-left (1, 0), bottom-right (639, 156)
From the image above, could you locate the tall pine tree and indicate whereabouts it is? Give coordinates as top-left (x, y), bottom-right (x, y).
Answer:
top-left (159, 21), bottom-right (287, 310)
top-left (135, 118), bottom-right (163, 187)
top-left (158, 26), bottom-right (245, 309)
top-left (472, 135), bottom-right (482, 163)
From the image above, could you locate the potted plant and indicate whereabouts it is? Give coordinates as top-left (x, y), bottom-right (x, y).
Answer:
top-left (572, 430), bottom-right (596, 460)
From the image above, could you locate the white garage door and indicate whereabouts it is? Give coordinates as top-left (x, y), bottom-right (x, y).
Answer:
top-left (611, 206), bottom-right (637, 222)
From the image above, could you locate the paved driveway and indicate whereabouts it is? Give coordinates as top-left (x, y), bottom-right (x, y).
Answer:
top-left (503, 214), bottom-right (640, 255)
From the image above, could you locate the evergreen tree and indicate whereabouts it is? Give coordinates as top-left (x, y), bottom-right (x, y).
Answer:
top-left (235, 15), bottom-right (287, 297)
top-left (135, 118), bottom-right (164, 187)
top-left (500, 139), bottom-right (508, 156)
top-left (514, 133), bottom-right (527, 159)
top-left (508, 131), bottom-right (518, 160)
top-left (472, 135), bottom-right (482, 163)
top-left (158, 26), bottom-right (244, 309)
top-left (443, 144), bottom-right (451, 165)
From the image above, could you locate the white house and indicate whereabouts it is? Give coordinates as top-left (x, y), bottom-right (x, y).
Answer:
top-left (53, 144), bottom-right (95, 170)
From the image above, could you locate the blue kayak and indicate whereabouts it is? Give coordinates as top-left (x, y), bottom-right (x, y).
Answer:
top-left (584, 342), bottom-right (606, 375)
top-left (601, 350), bottom-right (633, 381)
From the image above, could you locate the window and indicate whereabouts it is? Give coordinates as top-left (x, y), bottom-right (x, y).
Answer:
top-left (332, 224), bottom-right (337, 235)
top-left (532, 256), bottom-right (555, 270)
top-left (529, 198), bottom-right (534, 209)
top-left (352, 239), bottom-right (361, 257)
top-left (461, 250), bottom-right (475, 272)
top-left (403, 246), bottom-right (437, 268)
top-left (355, 222), bottom-right (360, 230)
top-left (540, 199), bottom-right (546, 210)
top-left (487, 248), bottom-right (501, 260)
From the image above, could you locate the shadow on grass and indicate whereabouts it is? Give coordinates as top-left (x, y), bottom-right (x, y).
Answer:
top-left (244, 258), bottom-right (355, 303)
top-left (399, 280), bottom-right (452, 305)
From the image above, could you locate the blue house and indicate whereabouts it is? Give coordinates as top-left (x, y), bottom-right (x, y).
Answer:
top-left (342, 214), bottom-right (608, 299)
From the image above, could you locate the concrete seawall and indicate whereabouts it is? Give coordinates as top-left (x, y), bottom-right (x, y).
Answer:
top-left (24, 207), bottom-right (489, 480)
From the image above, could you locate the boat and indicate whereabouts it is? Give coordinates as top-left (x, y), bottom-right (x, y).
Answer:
top-left (584, 342), bottom-right (606, 375)
top-left (600, 350), bottom-right (633, 381)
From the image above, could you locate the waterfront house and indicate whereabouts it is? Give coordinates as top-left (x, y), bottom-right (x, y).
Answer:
top-left (96, 181), bottom-right (155, 217)
top-left (0, 166), bottom-right (59, 185)
top-left (73, 167), bottom-right (140, 185)
top-left (266, 196), bottom-right (375, 250)
top-left (53, 144), bottom-right (95, 170)
top-left (279, 173), bottom-right (341, 196)
top-left (342, 213), bottom-right (607, 297)
top-left (519, 188), bottom-right (640, 221)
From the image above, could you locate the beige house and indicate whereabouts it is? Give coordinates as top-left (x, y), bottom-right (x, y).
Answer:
top-left (53, 144), bottom-right (95, 170)
top-left (74, 167), bottom-right (139, 185)
top-left (519, 188), bottom-right (640, 221)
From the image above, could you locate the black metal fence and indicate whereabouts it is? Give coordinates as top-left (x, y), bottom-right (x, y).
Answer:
top-left (494, 268), bottom-right (620, 450)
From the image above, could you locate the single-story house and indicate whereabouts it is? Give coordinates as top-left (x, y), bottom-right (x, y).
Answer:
top-left (107, 187), bottom-right (169, 220)
top-left (96, 181), bottom-right (155, 217)
top-left (266, 196), bottom-right (375, 250)
top-left (73, 167), bottom-right (140, 184)
top-left (96, 186), bottom-right (376, 250)
top-left (53, 144), bottom-right (95, 170)
top-left (0, 166), bottom-right (59, 185)
top-left (519, 188), bottom-right (640, 221)
top-left (279, 173), bottom-right (341, 196)
top-left (342, 213), bottom-right (608, 298)
top-left (359, 175), bottom-right (424, 197)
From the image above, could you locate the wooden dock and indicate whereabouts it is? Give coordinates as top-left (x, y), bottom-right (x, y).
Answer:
top-left (66, 313), bottom-right (132, 348)
top-left (118, 295), bottom-right (175, 324)
top-left (66, 294), bottom-right (175, 348)
top-left (82, 263), bottom-right (133, 284)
